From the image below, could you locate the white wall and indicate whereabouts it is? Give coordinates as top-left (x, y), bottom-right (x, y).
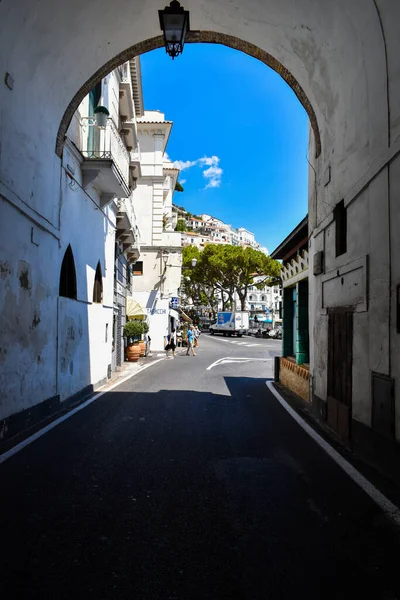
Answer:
top-left (58, 142), bottom-right (116, 399)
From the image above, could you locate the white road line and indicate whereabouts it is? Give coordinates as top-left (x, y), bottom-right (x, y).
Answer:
top-left (0, 359), bottom-right (165, 465)
top-left (207, 357), bottom-right (273, 371)
top-left (245, 344), bottom-right (261, 347)
top-left (266, 381), bottom-right (400, 527)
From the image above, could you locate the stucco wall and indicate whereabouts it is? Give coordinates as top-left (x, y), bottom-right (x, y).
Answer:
top-left (0, 199), bottom-right (58, 422)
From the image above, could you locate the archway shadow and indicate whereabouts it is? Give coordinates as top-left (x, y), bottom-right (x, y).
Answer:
top-left (0, 379), bottom-right (399, 599)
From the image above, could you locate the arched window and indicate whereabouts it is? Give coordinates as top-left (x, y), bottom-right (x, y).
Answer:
top-left (249, 295), bottom-right (254, 301)
top-left (59, 245), bottom-right (77, 299)
top-left (93, 261), bottom-right (103, 303)
top-left (261, 295), bottom-right (265, 301)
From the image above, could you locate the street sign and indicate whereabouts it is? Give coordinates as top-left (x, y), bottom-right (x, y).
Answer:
top-left (170, 297), bottom-right (179, 309)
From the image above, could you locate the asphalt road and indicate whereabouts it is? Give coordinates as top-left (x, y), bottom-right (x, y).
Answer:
top-left (1, 335), bottom-right (400, 599)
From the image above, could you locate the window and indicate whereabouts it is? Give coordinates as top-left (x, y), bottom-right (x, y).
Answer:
top-left (335, 199), bottom-right (347, 257)
top-left (249, 295), bottom-right (254, 301)
top-left (93, 261), bottom-right (103, 303)
top-left (261, 295), bottom-right (265, 301)
top-left (59, 245), bottom-right (77, 299)
top-left (133, 261), bottom-right (143, 276)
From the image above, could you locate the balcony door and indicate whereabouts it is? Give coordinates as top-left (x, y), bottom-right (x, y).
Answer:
top-left (87, 82), bottom-right (102, 156)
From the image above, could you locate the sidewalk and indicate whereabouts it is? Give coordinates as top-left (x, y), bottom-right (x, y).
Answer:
top-left (99, 352), bottom-right (163, 392)
top-left (272, 381), bottom-right (400, 511)
top-left (0, 353), bottom-right (165, 456)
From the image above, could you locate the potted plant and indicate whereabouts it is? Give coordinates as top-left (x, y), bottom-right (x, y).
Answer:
top-left (139, 321), bottom-right (150, 357)
top-left (124, 320), bottom-right (144, 362)
top-left (94, 105), bottom-right (109, 128)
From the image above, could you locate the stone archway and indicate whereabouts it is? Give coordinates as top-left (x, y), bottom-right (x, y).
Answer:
top-left (55, 31), bottom-right (321, 159)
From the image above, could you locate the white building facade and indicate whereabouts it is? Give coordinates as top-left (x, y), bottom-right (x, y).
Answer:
top-left (129, 112), bottom-right (183, 351)
top-left (246, 278), bottom-right (282, 325)
top-left (0, 57), bottom-right (144, 432)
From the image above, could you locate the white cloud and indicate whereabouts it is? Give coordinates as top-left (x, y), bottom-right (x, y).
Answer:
top-left (199, 155), bottom-right (220, 167)
top-left (203, 165), bottom-right (223, 189)
top-left (172, 155), bottom-right (223, 189)
top-left (179, 179), bottom-right (187, 184)
top-left (173, 159), bottom-right (197, 171)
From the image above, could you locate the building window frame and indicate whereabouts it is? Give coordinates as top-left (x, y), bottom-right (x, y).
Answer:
top-left (93, 261), bottom-right (103, 303)
top-left (133, 261), bottom-right (143, 276)
top-left (335, 199), bottom-right (347, 257)
top-left (59, 244), bottom-right (77, 300)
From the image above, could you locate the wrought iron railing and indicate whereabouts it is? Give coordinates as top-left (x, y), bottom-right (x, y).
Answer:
top-left (80, 117), bottom-right (130, 189)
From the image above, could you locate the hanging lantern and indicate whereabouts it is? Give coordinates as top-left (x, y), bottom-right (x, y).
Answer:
top-left (94, 105), bottom-right (110, 129)
top-left (158, 1), bottom-right (190, 60)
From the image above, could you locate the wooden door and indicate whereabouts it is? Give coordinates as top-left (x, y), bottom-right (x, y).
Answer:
top-left (327, 309), bottom-right (353, 440)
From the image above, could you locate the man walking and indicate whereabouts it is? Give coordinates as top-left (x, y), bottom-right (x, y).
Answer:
top-left (186, 325), bottom-right (196, 357)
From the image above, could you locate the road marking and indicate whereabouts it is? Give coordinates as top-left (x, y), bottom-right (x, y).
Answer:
top-left (0, 359), bottom-right (165, 465)
top-left (266, 381), bottom-right (400, 527)
top-left (207, 357), bottom-right (273, 371)
top-left (209, 338), bottom-right (260, 347)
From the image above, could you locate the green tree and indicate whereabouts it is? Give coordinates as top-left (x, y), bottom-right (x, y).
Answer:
top-left (182, 246), bottom-right (219, 318)
top-left (182, 244), bottom-right (280, 313)
top-left (175, 181), bottom-right (184, 192)
top-left (232, 247), bottom-right (281, 310)
top-left (175, 219), bottom-right (186, 232)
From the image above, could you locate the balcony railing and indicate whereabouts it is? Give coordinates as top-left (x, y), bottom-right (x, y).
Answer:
top-left (80, 117), bottom-right (130, 192)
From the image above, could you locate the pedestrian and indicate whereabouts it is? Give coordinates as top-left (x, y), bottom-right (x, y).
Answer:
top-left (165, 328), bottom-right (176, 358)
top-left (194, 325), bottom-right (200, 348)
top-left (186, 325), bottom-right (196, 356)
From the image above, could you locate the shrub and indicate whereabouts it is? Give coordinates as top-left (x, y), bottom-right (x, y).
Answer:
top-left (124, 320), bottom-right (144, 340)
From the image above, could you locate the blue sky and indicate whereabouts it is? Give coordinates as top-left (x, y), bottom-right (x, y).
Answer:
top-left (140, 44), bottom-right (308, 252)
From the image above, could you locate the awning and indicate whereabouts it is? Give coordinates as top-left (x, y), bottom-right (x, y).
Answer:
top-left (179, 310), bottom-right (192, 323)
top-left (126, 297), bottom-right (146, 319)
top-left (169, 309), bottom-right (180, 320)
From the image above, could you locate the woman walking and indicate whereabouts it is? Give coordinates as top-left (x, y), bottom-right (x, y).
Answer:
top-left (165, 328), bottom-right (176, 358)
top-left (186, 325), bottom-right (196, 356)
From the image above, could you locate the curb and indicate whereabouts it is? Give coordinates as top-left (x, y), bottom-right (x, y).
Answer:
top-left (266, 380), bottom-right (400, 527)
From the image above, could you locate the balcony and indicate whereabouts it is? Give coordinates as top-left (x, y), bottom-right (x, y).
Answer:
top-left (119, 63), bottom-right (134, 120)
top-left (80, 117), bottom-right (130, 207)
top-left (129, 146), bottom-right (142, 180)
top-left (116, 198), bottom-right (141, 261)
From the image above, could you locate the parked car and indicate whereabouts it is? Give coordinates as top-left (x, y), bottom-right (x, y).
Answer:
top-left (268, 328), bottom-right (282, 340)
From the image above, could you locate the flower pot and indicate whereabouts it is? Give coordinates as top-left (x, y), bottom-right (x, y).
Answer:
top-left (139, 340), bottom-right (146, 357)
top-left (126, 342), bottom-right (140, 362)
